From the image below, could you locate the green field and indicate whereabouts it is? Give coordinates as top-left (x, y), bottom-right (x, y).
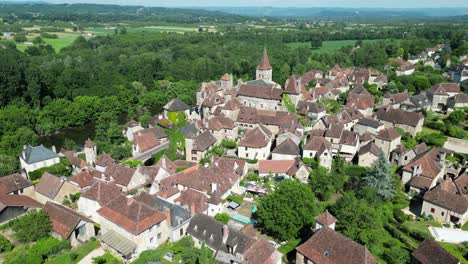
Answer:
top-left (287, 39), bottom-right (389, 53)
top-left (90, 25), bottom-right (205, 35)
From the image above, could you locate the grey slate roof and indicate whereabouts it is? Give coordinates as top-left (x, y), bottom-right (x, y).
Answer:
top-left (272, 139), bottom-right (300, 155)
top-left (192, 131), bottom-right (217, 152)
top-left (357, 118), bottom-right (382, 129)
top-left (179, 124), bottom-right (199, 139)
top-left (21, 145), bottom-right (58, 164)
top-left (245, 79), bottom-right (273, 88)
top-left (100, 230), bottom-right (136, 256)
top-left (410, 92), bottom-right (431, 108)
top-left (164, 98), bottom-right (190, 112)
top-left (187, 214), bottom-right (252, 256)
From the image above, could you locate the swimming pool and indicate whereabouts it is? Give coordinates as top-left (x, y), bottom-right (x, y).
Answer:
top-left (232, 214), bottom-right (256, 225)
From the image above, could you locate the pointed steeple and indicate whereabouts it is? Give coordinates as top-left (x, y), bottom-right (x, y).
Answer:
top-left (257, 47), bottom-right (272, 70)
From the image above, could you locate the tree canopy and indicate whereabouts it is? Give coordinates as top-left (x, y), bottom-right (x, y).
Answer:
top-left (256, 180), bottom-right (318, 241)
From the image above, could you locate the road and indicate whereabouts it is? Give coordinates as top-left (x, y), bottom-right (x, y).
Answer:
top-left (132, 141), bottom-right (169, 162)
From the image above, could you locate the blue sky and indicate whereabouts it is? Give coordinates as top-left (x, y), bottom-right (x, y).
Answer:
top-left (5, 0), bottom-right (468, 8)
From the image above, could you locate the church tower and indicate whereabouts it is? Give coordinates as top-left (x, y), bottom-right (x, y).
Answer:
top-left (256, 48), bottom-right (273, 82)
top-left (84, 138), bottom-right (97, 167)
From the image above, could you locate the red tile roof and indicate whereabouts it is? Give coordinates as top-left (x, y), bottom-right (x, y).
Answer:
top-left (97, 194), bottom-right (166, 235)
top-left (315, 210), bottom-right (337, 226)
top-left (44, 201), bottom-right (91, 239)
top-left (258, 160), bottom-right (298, 175)
top-left (296, 227), bottom-right (377, 264)
top-left (239, 126), bottom-right (271, 148)
top-left (69, 170), bottom-right (95, 189)
top-left (0, 194), bottom-right (41, 211)
top-left (412, 239), bottom-right (459, 264)
top-left (81, 181), bottom-right (122, 206)
top-left (0, 173), bottom-right (33, 194)
top-left (133, 131), bottom-right (161, 153)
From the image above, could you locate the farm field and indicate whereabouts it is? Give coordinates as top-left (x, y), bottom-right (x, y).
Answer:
top-left (287, 39), bottom-right (391, 53)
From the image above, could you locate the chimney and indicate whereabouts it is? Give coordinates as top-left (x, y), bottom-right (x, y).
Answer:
top-left (161, 157), bottom-right (167, 169)
top-left (211, 183), bottom-right (217, 193)
top-left (204, 163), bottom-right (209, 168)
top-left (190, 204), bottom-right (196, 216)
top-left (412, 164), bottom-right (422, 177)
top-left (51, 145), bottom-right (57, 153)
top-left (163, 209), bottom-right (171, 224)
top-left (222, 225), bottom-right (229, 244)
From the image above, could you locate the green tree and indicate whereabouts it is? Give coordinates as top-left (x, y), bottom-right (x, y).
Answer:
top-left (214, 213), bottom-right (230, 224)
top-left (13, 34), bottom-right (27, 43)
top-left (10, 209), bottom-right (51, 243)
top-left (331, 192), bottom-right (383, 245)
top-left (362, 152), bottom-right (395, 200)
top-left (309, 166), bottom-right (335, 201)
top-left (256, 180), bottom-right (318, 241)
top-left (0, 154), bottom-right (19, 176)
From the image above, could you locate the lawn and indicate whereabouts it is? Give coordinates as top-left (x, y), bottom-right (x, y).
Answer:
top-left (278, 238), bottom-right (302, 263)
top-left (287, 39), bottom-right (390, 53)
top-left (438, 242), bottom-right (468, 264)
top-left (463, 221), bottom-right (468, 231)
top-left (45, 240), bottom-right (100, 264)
top-left (402, 220), bottom-right (441, 237)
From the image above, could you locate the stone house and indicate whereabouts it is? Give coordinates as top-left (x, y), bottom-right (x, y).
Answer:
top-left (0, 173), bottom-right (34, 196)
top-left (303, 136), bottom-right (333, 171)
top-left (125, 120), bottom-right (143, 142)
top-left (237, 83), bottom-right (284, 111)
top-left (207, 116), bottom-right (238, 142)
top-left (375, 128), bottom-right (401, 160)
top-left (44, 202), bottom-right (94, 247)
top-left (358, 142), bottom-right (381, 167)
top-left (421, 174), bottom-right (467, 225)
top-left (426, 83), bottom-right (461, 112)
top-left (314, 210), bottom-right (337, 231)
top-left (401, 148), bottom-right (447, 193)
top-left (19, 145), bottom-right (60, 177)
top-left (283, 76), bottom-right (312, 106)
top-left (375, 106), bottom-right (424, 136)
top-left (296, 100), bottom-right (326, 121)
top-left (185, 130), bottom-right (217, 162)
top-left (95, 153), bottom-right (115, 172)
top-left (337, 130), bottom-right (360, 162)
top-left (392, 143), bottom-right (428, 166)
top-left (258, 159), bottom-right (302, 179)
top-left (69, 170), bottom-right (96, 191)
top-left (159, 158), bottom-right (247, 217)
top-left (236, 106), bottom-right (298, 135)
top-left (382, 90), bottom-right (410, 108)
top-left (272, 139), bottom-right (300, 160)
top-left (97, 194), bottom-right (168, 259)
top-left (353, 118), bottom-right (384, 136)
top-left (448, 93), bottom-right (468, 109)
top-left (135, 192), bottom-right (191, 243)
top-left (34, 172), bottom-right (80, 204)
top-left (295, 226), bottom-right (377, 264)
top-left (84, 139), bottom-right (97, 167)
top-left (0, 194), bottom-right (41, 224)
top-left (238, 125), bottom-right (272, 161)
top-left (163, 98), bottom-right (190, 120)
top-left (77, 181), bottom-right (122, 221)
top-left (412, 239), bottom-right (460, 264)
top-left (187, 214), bottom-right (282, 264)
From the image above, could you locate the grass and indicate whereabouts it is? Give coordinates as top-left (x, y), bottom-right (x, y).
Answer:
top-left (45, 240), bottom-right (100, 264)
top-left (463, 221), bottom-right (468, 231)
top-left (93, 251), bottom-right (124, 264)
top-left (287, 39), bottom-right (389, 53)
top-left (422, 126), bottom-right (440, 134)
top-left (438, 242), bottom-right (468, 264)
top-left (278, 238), bottom-right (302, 263)
top-left (403, 221), bottom-right (431, 235)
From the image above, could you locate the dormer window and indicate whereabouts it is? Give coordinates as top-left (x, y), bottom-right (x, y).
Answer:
top-left (324, 250), bottom-right (329, 256)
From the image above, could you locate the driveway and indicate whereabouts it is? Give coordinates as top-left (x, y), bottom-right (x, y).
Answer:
top-left (78, 247), bottom-right (105, 264)
top-left (429, 227), bottom-right (468, 243)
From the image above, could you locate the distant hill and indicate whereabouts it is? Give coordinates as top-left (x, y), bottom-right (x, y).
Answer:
top-left (0, 3), bottom-right (252, 24)
top-left (200, 7), bottom-right (468, 19)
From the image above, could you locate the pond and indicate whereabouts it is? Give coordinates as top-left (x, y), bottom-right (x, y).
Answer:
top-left (39, 112), bottom-right (130, 150)
top-left (39, 121), bottom-right (96, 150)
